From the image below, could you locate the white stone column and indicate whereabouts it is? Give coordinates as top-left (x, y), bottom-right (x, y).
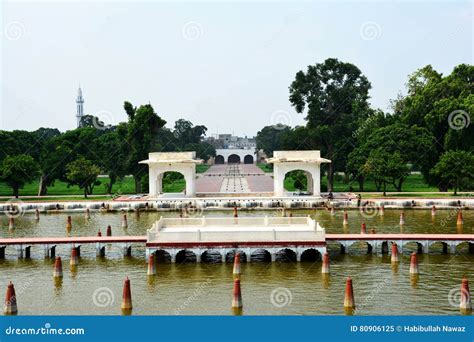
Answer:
top-left (185, 165), bottom-right (196, 197)
top-left (306, 171), bottom-right (313, 195)
top-left (313, 165), bottom-right (321, 196)
top-left (148, 167), bottom-right (157, 196)
top-left (273, 164), bottom-right (284, 197)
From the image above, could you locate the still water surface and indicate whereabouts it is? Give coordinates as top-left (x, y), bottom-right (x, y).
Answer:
top-left (0, 209), bottom-right (472, 315)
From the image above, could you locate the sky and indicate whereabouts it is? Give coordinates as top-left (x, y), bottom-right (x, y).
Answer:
top-left (1, 1), bottom-right (472, 137)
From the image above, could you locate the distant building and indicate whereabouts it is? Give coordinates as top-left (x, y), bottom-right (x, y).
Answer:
top-left (205, 133), bottom-right (256, 150)
top-left (75, 87), bottom-right (84, 128)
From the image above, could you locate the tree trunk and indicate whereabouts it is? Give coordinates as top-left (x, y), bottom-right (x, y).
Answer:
top-left (107, 181), bottom-right (113, 195)
top-left (134, 176), bottom-right (142, 194)
top-left (357, 176), bottom-right (364, 192)
top-left (13, 186), bottom-right (19, 198)
top-left (38, 175), bottom-right (48, 196)
top-left (84, 188), bottom-right (88, 199)
top-left (107, 174), bottom-right (116, 194)
top-left (374, 180), bottom-right (381, 192)
top-left (383, 181), bottom-right (386, 196)
top-left (327, 163), bottom-right (334, 193)
top-left (396, 178), bottom-right (403, 192)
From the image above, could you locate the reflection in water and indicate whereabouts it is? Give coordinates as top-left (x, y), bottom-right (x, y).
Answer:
top-left (54, 277), bottom-right (63, 291)
top-left (344, 307), bottom-right (355, 316)
top-left (122, 308), bottom-right (132, 316)
top-left (322, 273), bottom-right (330, 289)
top-left (231, 307), bottom-right (243, 316)
top-left (69, 265), bottom-right (78, 278)
top-left (410, 274), bottom-right (419, 288)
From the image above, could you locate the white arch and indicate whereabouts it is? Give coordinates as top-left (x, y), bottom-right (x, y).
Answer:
top-left (266, 151), bottom-right (330, 197)
top-left (140, 152), bottom-right (202, 198)
top-left (215, 149), bottom-right (256, 164)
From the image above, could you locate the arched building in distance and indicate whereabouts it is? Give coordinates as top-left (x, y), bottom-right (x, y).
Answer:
top-left (214, 148), bottom-right (257, 164)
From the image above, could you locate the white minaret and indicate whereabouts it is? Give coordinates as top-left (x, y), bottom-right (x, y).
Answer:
top-left (76, 86), bottom-right (84, 127)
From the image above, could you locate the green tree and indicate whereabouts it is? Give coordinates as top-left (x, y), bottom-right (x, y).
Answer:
top-left (0, 154), bottom-right (40, 197)
top-left (184, 142), bottom-right (216, 162)
top-left (346, 147), bottom-right (367, 191)
top-left (173, 119), bottom-right (207, 148)
top-left (430, 151), bottom-right (474, 195)
top-left (95, 124), bottom-right (129, 194)
top-left (32, 128), bottom-right (62, 196)
top-left (125, 102), bottom-right (167, 193)
top-left (65, 158), bottom-right (101, 198)
top-left (289, 58), bottom-right (372, 191)
top-left (256, 124), bottom-right (291, 157)
top-left (363, 150), bottom-right (409, 194)
top-left (79, 115), bottom-right (113, 130)
top-left (394, 64), bottom-right (474, 188)
top-left (365, 123), bottom-right (436, 187)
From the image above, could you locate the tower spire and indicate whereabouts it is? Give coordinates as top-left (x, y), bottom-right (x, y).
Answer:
top-left (76, 86), bottom-right (84, 128)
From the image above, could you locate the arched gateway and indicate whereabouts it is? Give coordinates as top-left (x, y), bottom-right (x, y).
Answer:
top-left (215, 149), bottom-right (256, 164)
top-left (266, 151), bottom-right (331, 197)
top-left (139, 152), bottom-right (203, 197)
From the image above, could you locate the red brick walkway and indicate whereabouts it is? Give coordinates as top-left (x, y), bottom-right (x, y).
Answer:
top-left (196, 164), bottom-right (274, 193)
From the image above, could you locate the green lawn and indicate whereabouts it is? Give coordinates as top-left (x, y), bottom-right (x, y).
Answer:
top-left (258, 163), bottom-right (440, 192)
top-left (0, 177), bottom-right (136, 197)
top-left (0, 169), bottom-right (456, 198)
top-left (284, 173), bottom-right (440, 193)
top-left (162, 179), bottom-right (185, 193)
top-left (0, 165), bottom-right (210, 197)
top-left (326, 174), bottom-right (439, 193)
top-left (196, 165), bottom-right (211, 173)
top-left (257, 163), bottom-right (273, 173)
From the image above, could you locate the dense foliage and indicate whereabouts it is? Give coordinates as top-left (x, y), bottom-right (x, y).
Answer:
top-left (1, 60), bottom-right (472, 196)
top-left (0, 103), bottom-right (215, 197)
top-left (256, 60), bottom-right (473, 194)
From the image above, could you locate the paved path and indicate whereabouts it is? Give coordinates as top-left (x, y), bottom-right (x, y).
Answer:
top-left (196, 164), bottom-right (273, 193)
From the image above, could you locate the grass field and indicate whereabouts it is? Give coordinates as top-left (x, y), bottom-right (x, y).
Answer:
top-left (258, 163), bottom-right (439, 193)
top-left (283, 173), bottom-right (439, 193)
top-left (257, 163), bottom-right (273, 173)
top-left (0, 165), bottom-right (210, 197)
top-left (0, 165), bottom-right (459, 198)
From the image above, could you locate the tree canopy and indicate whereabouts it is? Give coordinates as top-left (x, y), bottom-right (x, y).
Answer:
top-left (289, 58), bottom-right (372, 191)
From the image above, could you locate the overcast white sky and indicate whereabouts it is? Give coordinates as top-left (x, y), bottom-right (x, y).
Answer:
top-left (1, 1), bottom-right (472, 136)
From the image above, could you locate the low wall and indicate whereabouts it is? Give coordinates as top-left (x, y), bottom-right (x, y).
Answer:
top-left (1, 197), bottom-right (473, 214)
top-left (147, 216), bottom-right (325, 243)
